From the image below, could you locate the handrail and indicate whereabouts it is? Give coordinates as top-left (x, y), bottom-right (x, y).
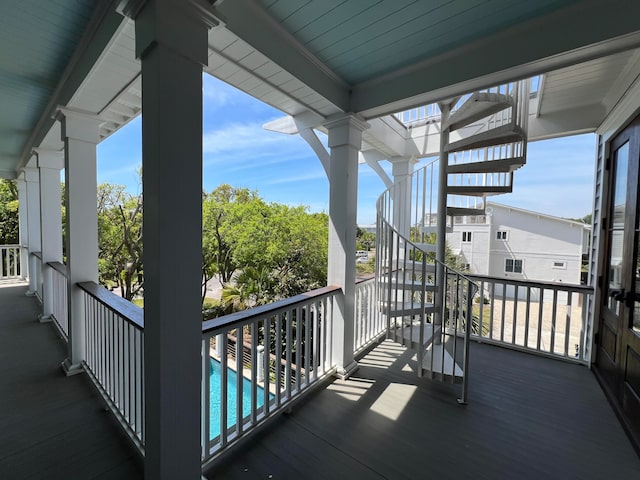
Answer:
top-left (77, 281), bottom-right (144, 330)
top-left (202, 285), bottom-right (341, 334)
top-left (47, 261), bottom-right (67, 276)
top-left (465, 273), bottom-right (593, 294)
top-left (32, 251), bottom-right (42, 259)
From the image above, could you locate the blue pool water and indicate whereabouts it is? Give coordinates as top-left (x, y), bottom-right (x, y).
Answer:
top-left (208, 359), bottom-right (272, 440)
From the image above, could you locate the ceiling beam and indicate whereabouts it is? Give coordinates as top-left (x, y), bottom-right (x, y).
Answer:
top-left (215, 0), bottom-right (350, 113)
top-left (351, 0), bottom-right (640, 118)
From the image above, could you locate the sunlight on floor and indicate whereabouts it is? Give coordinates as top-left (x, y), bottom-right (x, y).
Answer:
top-left (370, 383), bottom-right (417, 421)
top-left (327, 377), bottom-right (374, 402)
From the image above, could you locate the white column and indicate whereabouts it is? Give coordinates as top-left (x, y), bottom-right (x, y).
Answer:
top-left (17, 175), bottom-right (29, 280)
top-left (35, 149), bottom-right (64, 322)
top-left (325, 114), bottom-right (368, 379)
top-left (56, 108), bottom-right (101, 376)
top-left (117, 1), bottom-right (215, 477)
top-left (23, 167), bottom-right (41, 296)
top-left (391, 157), bottom-right (416, 238)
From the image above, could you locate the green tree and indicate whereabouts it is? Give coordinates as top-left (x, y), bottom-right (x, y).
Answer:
top-left (97, 183), bottom-right (143, 300)
top-left (0, 179), bottom-right (19, 244)
top-left (202, 185), bottom-right (262, 302)
top-left (202, 184), bottom-right (329, 316)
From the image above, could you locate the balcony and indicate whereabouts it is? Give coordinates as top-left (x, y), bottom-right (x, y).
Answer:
top-left (1, 261), bottom-right (639, 479)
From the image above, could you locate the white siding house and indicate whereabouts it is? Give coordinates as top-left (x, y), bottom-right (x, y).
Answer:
top-left (449, 202), bottom-right (590, 285)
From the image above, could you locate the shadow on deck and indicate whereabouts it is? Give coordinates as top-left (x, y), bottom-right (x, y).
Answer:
top-left (0, 283), bottom-right (142, 479)
top-left (208, 338), bottom-right (640, 479)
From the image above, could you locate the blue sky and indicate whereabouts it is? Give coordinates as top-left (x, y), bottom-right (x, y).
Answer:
top-left (97, 74), bottom-right (596, 224)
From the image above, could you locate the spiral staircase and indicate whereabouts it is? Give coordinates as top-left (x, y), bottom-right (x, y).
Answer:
top-left (375, 80), bottom-right (530, 402)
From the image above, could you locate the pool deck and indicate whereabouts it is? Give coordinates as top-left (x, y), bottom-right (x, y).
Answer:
top-left (0, 282), bottom-right (142, 479)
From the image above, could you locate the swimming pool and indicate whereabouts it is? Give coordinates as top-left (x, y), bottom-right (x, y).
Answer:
top-left (208, 359), bottom-right (272, 440)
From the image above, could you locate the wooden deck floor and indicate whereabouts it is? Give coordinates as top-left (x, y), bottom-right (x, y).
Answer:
top-left (2, 282), bottom-right (639, 479)
top-left (0, 283), bottom-right (142, 480)
top-left (208, 338), bottom-right (640, 479)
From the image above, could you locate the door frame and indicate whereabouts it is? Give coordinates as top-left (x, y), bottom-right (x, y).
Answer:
top-left (593, 115), bottom-right (640, 455)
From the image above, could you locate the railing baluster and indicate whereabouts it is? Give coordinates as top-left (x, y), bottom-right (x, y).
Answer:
top-left (512, 285), bottom-right (518, 345)
top-left (550, 289), bottom-right (559, 354)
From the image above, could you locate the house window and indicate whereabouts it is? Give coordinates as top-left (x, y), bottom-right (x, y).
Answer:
top-left (552, 261), bottom-right (567, 269)
top-left (497, 231), bottom-right (508, 240)
top-left (462, 231), bottom-right (472, 242)
top-left (505, 258), bottom-right (523, 273)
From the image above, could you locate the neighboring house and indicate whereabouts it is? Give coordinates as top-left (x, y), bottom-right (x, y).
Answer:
top-left (449, 202), bottom-right (590, 286)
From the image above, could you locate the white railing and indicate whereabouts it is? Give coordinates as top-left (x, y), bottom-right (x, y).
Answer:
top-left (354, 276), bottom-right (385, 356)
top-left (48, 261), bottom-right (68, 340)
top-left (79, 281), bottom-right (145, 453)
top-left (466, 274), bottom-right (593, 363)
top-left (201, 286), bottom-right (339, 467)
top-left (394, 103), bottom-right (441, 127)
top-left (32, 252), bottom-right (42, 301)
top-left (376, 208), bottom-right (474, 402)
top-left (0, 245), bottom-right (21, 279)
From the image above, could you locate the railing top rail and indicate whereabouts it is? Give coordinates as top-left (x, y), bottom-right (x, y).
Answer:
top-left (202, 285), bottom-right (341, 335)
top-left (47, 261), bottom-right (67, 276)
top-left (32, 251), bottom-right (42, 259)
top-left (0, 244), bottom-right (21, 248)
top-left (355, 274), bottom-right (375, 285)
top-left (77, 281), bottom-right (144, 330)
top-left (464, 273), bottom-right (594, 293)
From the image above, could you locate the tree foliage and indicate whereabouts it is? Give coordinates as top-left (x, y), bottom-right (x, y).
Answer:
top-left (203, 184), bottom-right (328, 315)
top-left (0, 179), bottom-right (19, 244)
top-left (97, 183), bottom-right (143, 300)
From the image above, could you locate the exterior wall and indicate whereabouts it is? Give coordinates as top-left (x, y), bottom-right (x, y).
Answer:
top-left (448, 203), bottom-right (587, 287)
top-left (449, 223), bottom-right (490, 274)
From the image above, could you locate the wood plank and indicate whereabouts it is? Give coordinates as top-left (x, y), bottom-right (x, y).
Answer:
top-left (0, 284), bottom-right (142, 479)
top-left (207, 339), bottom-right (640, 479)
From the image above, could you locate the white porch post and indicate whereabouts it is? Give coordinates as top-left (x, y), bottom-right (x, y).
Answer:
top-left (56, 108), bottom-right (101, 376)
top-left (117, 0), bottom-right (214, 477)
top-left (326, 114), bottom-right (368, 379)
top-left (17, 175), bottom-right (29, 280)
top-left (35, 149), bottom-right (64, 322)
top-left (391, 157), bottom-right (416, 238)
top-left (23, 167), bottom-right (41, 296)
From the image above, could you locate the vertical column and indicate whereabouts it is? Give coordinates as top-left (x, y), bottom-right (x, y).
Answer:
top-left (35, 148), bottom-right (64, 322)
top-left (117, 1), bottom-right (215, 478)
top-left (56, 108), bottom-right (101, 376)
top-left (16, 175), bottom-right (29, 280)
top-left (390, 157), bottom-right (416, 238)
top-left (23, 166), bottom-right (41, 297)
top-left (325, 114), bottom-right (368, 379)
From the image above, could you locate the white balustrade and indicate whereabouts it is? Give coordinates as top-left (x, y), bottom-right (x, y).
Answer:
top-left (201, 286), bottom-right (339, 466)
top-left (0, 245), bottom-right (21, 279)
top-left (466, 274), bottom-right (593, 362)
top-left (354, 276), bottom-right (385, 356)
top-left (79, 282), bottom-right (145, 453)
top-left (48, 262), bottom-right (68, 340)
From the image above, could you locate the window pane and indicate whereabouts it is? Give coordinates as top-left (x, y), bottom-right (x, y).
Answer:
top-left (514, 260), bottom-right (523, 273)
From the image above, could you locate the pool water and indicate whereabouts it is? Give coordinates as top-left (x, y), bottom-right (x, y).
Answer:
top-left (209, 359), bottom-right (272, 440)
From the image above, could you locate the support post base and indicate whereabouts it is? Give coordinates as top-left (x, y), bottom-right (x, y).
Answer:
top-left (334, 360), bottom-right (359, 380)
top-left (25, 290), bottom-right (36, 297)
top-left (61, 358), bottom-right (85, 376)
top-left (38, 314), bottom-right (52, 323)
